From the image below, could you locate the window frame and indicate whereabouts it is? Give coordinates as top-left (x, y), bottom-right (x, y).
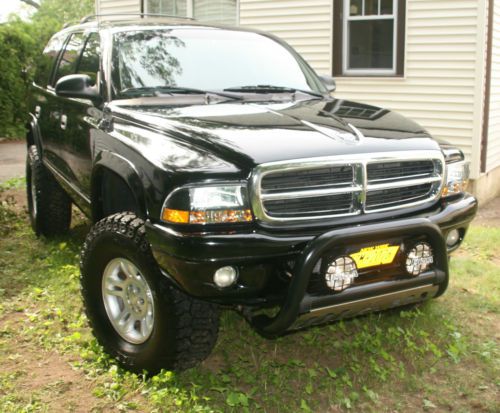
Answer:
top-left (48, 31), bottom-right (103, 91)
top-left (333, 0), bottom-right (406, 77)
top-left (50, 32), bottom-right (86, 88)
top-left (75, 32), bottom-right (102, 87)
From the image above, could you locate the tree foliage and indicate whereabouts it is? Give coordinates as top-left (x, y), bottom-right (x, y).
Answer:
top-left (0, 0), bottom-right (93, 138)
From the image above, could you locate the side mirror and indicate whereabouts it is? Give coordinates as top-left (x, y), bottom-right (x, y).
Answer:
top-left (319, 75), bottom-right (336, 93)
top-left (55, 74), bottom-right (102, 105)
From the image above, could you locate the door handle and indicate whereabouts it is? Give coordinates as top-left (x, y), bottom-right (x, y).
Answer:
top-left (35, 105), bottom-right (41, 118)
top-left (60, 114), bottom-right (67, 130)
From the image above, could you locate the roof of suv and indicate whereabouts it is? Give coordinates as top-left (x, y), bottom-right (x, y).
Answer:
top-left (63, 15), bottom-right (240, 33)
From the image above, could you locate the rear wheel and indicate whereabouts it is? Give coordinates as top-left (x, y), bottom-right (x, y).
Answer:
top-left (80, 212), bottom-right (220, 374)
top-left (26, 145), bottom-right (71, 237)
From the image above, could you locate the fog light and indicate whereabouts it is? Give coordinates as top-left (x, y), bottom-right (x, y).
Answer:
top-left (406, 242), bottom-right (434, 276)
top-left (446, 229), bottom-right (460, 248)
top-left (325, 256), bottom-right (358, 292)
top-left (213, 266), bottom-right (238, 288)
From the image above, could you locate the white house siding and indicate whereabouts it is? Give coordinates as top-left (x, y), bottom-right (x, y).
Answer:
top-left (96, 0), bottom-right (141, 17)
top-left (487, 0), bottom-right (500, 172)
top-left (239, 0), bottom-right (487, 178)
top-left (239, 0), bottom-right (332, 74)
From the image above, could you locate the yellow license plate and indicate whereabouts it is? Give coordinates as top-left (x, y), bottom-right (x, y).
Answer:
top-left (350, 244), bottom-right (400, 270)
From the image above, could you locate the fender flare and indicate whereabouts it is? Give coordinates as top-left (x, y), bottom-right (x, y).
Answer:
top-left (26, 114), bottom-right (43, 154)
top-left (91, 150), bottom-right (148, 222)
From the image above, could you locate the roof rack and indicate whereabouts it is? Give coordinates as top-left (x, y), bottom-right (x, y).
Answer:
top-left (80, 13), bottom-right (195, 24)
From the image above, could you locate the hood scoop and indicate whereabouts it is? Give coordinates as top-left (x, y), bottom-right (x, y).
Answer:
top-left (300, 120), bottom-right (362, 144)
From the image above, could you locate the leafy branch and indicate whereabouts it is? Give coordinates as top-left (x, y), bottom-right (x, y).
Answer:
top-left (20, 0), bottom-right (41, 9)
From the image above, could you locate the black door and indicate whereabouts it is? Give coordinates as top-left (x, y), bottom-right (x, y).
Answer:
top-left (31, 32), bottom-right (67, 163)
top-left (45, 32), bottom-right (86, 178)
top-left (57, 32), bottom-right (102, 201)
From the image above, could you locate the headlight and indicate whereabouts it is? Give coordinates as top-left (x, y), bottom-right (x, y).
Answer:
top-left (442, 161), bottom-right (470, 197)
top-left (161, 184), bottom-right (253, 224)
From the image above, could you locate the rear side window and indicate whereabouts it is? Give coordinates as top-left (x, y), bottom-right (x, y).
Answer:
top-left (76, 33), bottom-right (101, 86)
top-left (34, 34), bottom-right (66, 88)
top-left (54, 32), bottom-right (85, 85)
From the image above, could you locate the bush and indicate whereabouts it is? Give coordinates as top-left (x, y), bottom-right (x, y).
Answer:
top-left (0, 0), bottom-right (93, 139)
top-left (0, 22), bottom-right (35, 138)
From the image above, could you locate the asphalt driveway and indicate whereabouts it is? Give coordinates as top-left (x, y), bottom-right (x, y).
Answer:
top-left (0, 141), bottom-right (25, 183)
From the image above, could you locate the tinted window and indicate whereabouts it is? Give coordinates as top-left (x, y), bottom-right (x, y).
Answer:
top-left (77, 33), bottom-right (101, 85)
top-left (34, 34), bottom-right (66, 88)
top-left (111, 28), bottom-right (323, 98)
top-left (54, 32), bottom-right (85, 84)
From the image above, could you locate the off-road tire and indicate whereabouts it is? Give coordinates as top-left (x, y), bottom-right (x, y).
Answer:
top-left (26, 145), bottom-right (72, 237)
top-left (80, 212), bottom-right (220, 374)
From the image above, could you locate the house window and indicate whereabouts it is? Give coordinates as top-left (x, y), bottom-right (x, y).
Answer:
top-left (147, 0), bottom-right (187, 17)
top-left (194, 0), bottom-right (237, 25)
top-left (145, 0), bottom-right (238, 24)
top-left (333, 0), bottom-right (406, 76)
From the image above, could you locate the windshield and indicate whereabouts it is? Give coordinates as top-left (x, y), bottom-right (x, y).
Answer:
top-left (111, 28), bottom-right (325, 99)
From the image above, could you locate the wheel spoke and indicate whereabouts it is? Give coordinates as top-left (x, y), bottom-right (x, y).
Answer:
top-left (121, 261), bottom-right (138, 279)
top-left (105, 286), bottom-right (124, 297)
top-left (117, 309), bottom-right (132, 326)
top-left (123, 316), bottom-right (136, 334)
top-left (139, 319), bottom-right (149, 338)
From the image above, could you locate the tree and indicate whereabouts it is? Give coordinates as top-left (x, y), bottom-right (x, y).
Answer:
top-left (20, 0), bottom-right (40, 9)
top-left (0, 0), bottom-right (94, 137)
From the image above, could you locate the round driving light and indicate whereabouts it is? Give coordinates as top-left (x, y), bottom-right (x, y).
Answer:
top-left (446, 229), bottom-right (460, 248)
top-left (325, 256), bottom-right (359, 292)
top-left (213, 266), bottom-right (238, 288)
top-left (406, 242), bottom-right (434, 276)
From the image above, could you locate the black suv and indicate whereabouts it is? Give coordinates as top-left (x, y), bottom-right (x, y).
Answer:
top-left (26, 16), bottom-right (478, 374)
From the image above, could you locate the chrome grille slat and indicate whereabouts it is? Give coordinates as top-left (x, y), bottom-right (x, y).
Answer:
top-left (366, 176), bottom-right (442, 191)
top-left (251, 151), bottom-right (445, 223)
top-left (261, 186), bottom-right (362, 201)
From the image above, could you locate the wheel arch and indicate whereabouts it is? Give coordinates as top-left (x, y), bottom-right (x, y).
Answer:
top-left (91, 151), bottom-right (148, 222)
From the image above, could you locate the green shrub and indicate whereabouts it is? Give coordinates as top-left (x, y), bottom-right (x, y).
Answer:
top-left (0, 22), bottom-right (35, 138)
top-left (0, 0), bottom-right (93, 139)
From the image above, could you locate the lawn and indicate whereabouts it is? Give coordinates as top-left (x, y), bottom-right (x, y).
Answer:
top-left (0, 178), bottom-right (498, 412)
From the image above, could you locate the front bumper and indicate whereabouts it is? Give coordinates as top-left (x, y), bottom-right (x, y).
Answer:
top-left (146, 194), bottom-right (477, 333)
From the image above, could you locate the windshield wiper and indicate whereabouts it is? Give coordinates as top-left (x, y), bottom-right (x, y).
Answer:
top-left (223, 85), bottom-right (324, 98)
top-left (119, 86), bottom-right (243, 101)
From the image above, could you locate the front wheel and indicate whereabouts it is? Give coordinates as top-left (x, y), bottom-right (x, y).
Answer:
top-left (80, 212), bottom-right (220, 374)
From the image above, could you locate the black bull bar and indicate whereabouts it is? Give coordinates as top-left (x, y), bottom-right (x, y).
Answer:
top-left (249, 218), bottom-right (449, 337)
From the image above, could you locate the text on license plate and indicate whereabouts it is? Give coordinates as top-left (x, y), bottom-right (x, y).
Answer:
top-left (350, 244), bottom-right (400, 270)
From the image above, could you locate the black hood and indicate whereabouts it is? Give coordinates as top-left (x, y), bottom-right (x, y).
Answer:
top-left (110, 98), bottom-right (443, 169)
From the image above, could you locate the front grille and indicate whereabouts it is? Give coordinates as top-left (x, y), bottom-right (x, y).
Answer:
top-left (261, 166), bottom-right (354, 194)
top-left (367, 160), bottom-right (435, 184)
top-left (252, 151), bottom-right (444, 223)
top-left (366, 183), bottom-right (433, 210)
top-left (264, 193), bottom-right (354, 218)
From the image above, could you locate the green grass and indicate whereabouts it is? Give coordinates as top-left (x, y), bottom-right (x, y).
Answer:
top-left (0, 187), bottom-right (498, 412)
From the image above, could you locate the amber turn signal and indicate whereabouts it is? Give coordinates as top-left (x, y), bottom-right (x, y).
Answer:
top-left (162, 208), bottom-right (190, 224)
